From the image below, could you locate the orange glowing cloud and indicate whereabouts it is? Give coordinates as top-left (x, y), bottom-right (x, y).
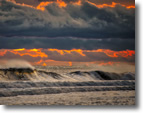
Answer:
top-left (85, 49), bottom-right (135, 58)
top-left (73, 0), bottom-right (82, 6)
top-left (98, 61), bottom-right (115, 66)
top-left (36, 0), bottom-right (82, 11)
top-left (0, 50), bottom-right (8, 56)
top-left (7, 0), bottom-right (37, 9)
top-left (42, 62), bottom-right (47, 66)
top-left (36, 0), bottom-right (135, 11)
top-left (48, 48), bottom-right (86, 56)
top-left (0, 48), bottom-right (135, 59)
top-left (48, 48), bottom-right (135, 58)
top-left (33, 59), bottom-right (121, 67)
top-left (13, 48), bottom-right (25, 51)
top-left (36, 59), bottom-right (43, 65)
top-left (0, 48), bottom-right (48, 58)
top-left (69, 62), bottom-right (72, 66)
top-left (0, 48), bottom-right (135, 66)
top-left (11, 49), bottom-right (48, 58)
top-left (87, 1), bottom-right (135, 9)
top-left (36, 0), bottom-right (67, 11)
top-left (57, 0), bottom-right (67, 8)
top-left (88, 61), bottom-right (121, 66)
top-left (44, 59), bottom-right (72, 66)
top-left (36, 1), bottom-right (53, 11)
top-left (7, 0), bottom-right (135, 12)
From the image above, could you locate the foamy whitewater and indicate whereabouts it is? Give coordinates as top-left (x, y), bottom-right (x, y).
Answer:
top-left (0, 60), bottom-right (135, 105)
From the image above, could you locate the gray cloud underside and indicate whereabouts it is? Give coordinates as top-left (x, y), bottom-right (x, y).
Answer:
top-left (0, 36), bottom-right (135, 50)
top-left (0, 0), bottom-right (135, 39)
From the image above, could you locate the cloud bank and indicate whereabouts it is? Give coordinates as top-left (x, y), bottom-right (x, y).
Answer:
top-left (0, 36), bottom-right (135, 50)
top-left (0, 0), bottom-right (135, 39)
top-left (0, 48), bottom-right (135, 64)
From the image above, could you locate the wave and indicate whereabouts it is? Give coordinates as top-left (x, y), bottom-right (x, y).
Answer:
top-left (68, 71), bottom-right (135, 80)
top-left (0, 68), bottom-right (135, 81)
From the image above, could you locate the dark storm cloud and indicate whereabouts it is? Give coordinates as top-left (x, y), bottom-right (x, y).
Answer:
top-left (0, 36), bottom-right (135, 50)
top-left (0, 0), bottom-right (135, 39)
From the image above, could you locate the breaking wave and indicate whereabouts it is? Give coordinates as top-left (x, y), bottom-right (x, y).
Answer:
top-left (0, 60), bottom-right (135, 81)
top-left (68, 71), bottom-right (135, 81)
top-left (0, 68), bottom-right (135, 81)
top-left (0, 60), bottom-right (135, 99)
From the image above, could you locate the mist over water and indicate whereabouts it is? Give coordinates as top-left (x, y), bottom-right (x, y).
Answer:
top-left (0, 59), bottom-right (34, 70)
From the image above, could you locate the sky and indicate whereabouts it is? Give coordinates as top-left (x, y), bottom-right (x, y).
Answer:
top-left (0, 0), bottom-right (135, 72)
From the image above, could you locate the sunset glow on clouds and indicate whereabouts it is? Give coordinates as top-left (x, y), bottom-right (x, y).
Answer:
top-left (0, 0), bottom-right (135, 38)
top-left (0, 48), bottom-right (135, 66)
top-left (7, 0), bottom-right (135, 10)
top-left (0, 0), bottom-right (135, 72)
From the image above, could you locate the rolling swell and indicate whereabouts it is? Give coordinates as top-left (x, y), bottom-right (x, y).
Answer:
top-left (0, 81), bottom-right (135, 88)
top-left (0, 85), bottom-right (135, 97)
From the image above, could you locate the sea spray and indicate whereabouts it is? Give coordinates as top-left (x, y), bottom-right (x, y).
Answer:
top-left (0, 59), bottom-right (34, 70)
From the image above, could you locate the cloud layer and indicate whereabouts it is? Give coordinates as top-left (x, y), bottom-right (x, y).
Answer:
top-left (0, 48), bottom-right (135, 64)
top-left (0, 0), bottom-right (135, 39)
top-left (13, 0), bottom-right (135, 7)
top-left (0, 36), bottom-right (135, 50)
